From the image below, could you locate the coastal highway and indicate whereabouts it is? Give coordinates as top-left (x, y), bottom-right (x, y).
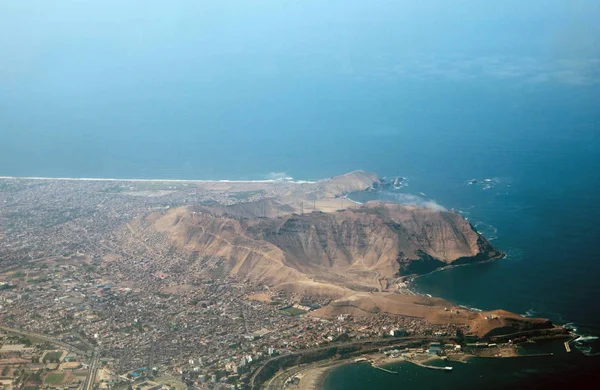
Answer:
top-left (249, 336), bottom-right (438, 389)
top-left (265, 359), bottom-right (342, 390)
top-left (249, 352), bottom-right (290, 389)
top-left (265, 365), bottom-right (304, 390)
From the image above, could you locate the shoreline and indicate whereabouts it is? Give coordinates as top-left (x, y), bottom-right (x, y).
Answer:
top-left (405, 251), bottom-right (507, 284)
top-left (265, 331), bottom-right (575, 390)
top-left (305, 354), bottom-right (449, 390)
top-left (308, 340), bottom-right (566, 390)
top-left (299, 361), bottom-right (347, 390)
top-left (402, 254), bottom-right (506, 310)
top-left (404, 254), bottom-right (594, 335)
top-left (0, 175), bottom-right (317, 184)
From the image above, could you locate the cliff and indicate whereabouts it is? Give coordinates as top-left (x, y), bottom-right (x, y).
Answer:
top-left (124, 171), bottom-right (550, 338)
top-left (141, 200), bottom-right (500, 292)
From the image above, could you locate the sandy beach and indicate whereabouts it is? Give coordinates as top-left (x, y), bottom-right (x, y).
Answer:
top-left (288, 353), bottom-right (435, 390)
top-left (282, 347), bottom-right (518, 390)
top-left (0, 175), bottom-right (316, 184)
top-left (297, 362), bottom-right (344, 390)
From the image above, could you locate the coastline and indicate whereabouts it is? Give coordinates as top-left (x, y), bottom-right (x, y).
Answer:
top-left (405, 251), bottom-right (506, 286)
top-left (4, 170), bottom-right (594, 389)
top-left (310, 338), bottom-right (571, 390)
top-left (298, 361), bottom-right (347, 390)
top-left (0, 175), bottom-right (317, 184)
top-left (263, 328), bottom-right (574, 390)
top-left (306, 354), bottom-right (454, 390)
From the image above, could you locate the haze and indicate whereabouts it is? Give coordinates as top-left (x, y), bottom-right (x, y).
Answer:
top-left (1, 0), bottom-right (599, 179)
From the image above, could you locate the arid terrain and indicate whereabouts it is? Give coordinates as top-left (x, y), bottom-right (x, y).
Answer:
top-left (133, 171), bottom-right (501, 291)
top-left (105, 171), bottom-right (541, 339)
top-left (308, 293), bottom-right (551, 338)
top-left (0, 171), bottom-right (558, 390)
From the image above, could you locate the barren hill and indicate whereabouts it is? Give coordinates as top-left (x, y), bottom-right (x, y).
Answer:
top-left (140, 200), bottom-right (501, 292)
top-left (309, 292), bottom-right (552, 338)
top-left (123, 171), bottom-right (552, 337)
top-left (316, 170), bottom-right (382, 198)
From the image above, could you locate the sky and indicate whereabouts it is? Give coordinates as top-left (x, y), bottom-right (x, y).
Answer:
top-left (0, 0), bottom-right (599, 179)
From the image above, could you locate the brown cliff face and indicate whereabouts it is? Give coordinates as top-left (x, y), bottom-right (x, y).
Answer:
top-left (134, 183), bottom-right (552, 338)
top-left (143, 201), bottom-right (501, 292)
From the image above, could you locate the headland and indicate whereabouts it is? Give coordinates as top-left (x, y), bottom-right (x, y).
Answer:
top-left (0, 171), bottom-right (570, 390)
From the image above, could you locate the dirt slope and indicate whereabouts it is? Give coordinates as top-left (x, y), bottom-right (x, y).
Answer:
top-left (126, 171), bottom-right (550, 338)
top-left (143, 201), bottom-right (500, 290)
top-left (309, 292), bottom-right (552, 338)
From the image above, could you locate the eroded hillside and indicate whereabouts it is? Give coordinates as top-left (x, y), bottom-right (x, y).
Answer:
top-left (135, 200), bottom-right (501, 293)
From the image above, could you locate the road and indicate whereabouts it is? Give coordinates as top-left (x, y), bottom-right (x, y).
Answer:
top-left (0, 325), bottom-right (86, 353)
top-left (265, 365), bottom-right (303, 390)
top-left (0, 325), bottom-right (99, 390)
top-left (249, 335), bottom-right (439, 389)
top-left (266, 359), bottom-right (343, 390)
top-left (84, 349), bottom-right (100, 390)
top-left (148, 340), bottom-right (155, 372)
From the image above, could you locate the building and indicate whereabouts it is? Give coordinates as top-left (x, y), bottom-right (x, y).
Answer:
top-left (389, 329), bottom-right (407, 337)
top-left (428, 342), bottom-right (443, 355)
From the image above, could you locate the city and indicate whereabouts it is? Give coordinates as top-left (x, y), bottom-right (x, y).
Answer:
top-left (0, 177), bottom-right (568, 390)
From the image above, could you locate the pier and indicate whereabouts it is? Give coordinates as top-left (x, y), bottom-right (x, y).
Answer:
top-left (480, 352), bottom-right (554, 359)
top-left (373, 366), bottom-right (398, 374)
top-left (513, 353), bottom-right (554, 358)
top-left (356, 359), bottom-right (398, 374)
top-left (405, 359), bottom-right (453, 371)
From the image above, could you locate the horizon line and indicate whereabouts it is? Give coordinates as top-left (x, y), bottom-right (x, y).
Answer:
top-left (0, 175), bottom-right (317, 184)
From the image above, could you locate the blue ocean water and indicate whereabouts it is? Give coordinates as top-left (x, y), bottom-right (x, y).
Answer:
top-left (324, 340), bottom-right (600, 390)
top-left (5, 71), bottom-right (599, 334)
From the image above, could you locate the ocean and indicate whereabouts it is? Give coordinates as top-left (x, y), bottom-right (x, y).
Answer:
top-left (4, 78), bottom-right (599, 387)
top-left (323, 339), bottom-right (600, 389)
top-left (1, 1), bottom-right (599, 387)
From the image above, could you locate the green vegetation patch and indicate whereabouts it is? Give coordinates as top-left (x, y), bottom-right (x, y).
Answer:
top-left (154, 375), bottom-right (186, 390)
top-left (43, 351), bottom-right (63, 362)
top-left (44, 373), bottom-right (66, 385)
top-left (280, 306), bottom-right (307, 316)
